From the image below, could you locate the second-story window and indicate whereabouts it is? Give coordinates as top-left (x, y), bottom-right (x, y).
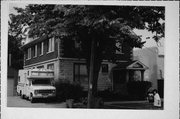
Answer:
top-left (115, 40), bottom-right (123, 54)
top-left (35, 45), bottom-right (37, 57)
top-left (48, 37), bottom-right (54, 53)
top-left (40, 42), bottom-right (44, 55)
top-left (32, 45), bottom-right (37, 58)
top-left (27, 48), bottom-right (31, 59)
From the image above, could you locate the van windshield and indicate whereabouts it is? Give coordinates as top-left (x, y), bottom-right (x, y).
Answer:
top-left (32, 79), bottom-right (51, 85)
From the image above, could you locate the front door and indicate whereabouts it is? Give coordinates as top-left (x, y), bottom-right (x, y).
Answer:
top-left (113, 70), bottom-right (127, 94)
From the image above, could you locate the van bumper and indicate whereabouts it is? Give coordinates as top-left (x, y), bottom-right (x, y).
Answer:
top-left (33, 94), bottom-right (56, 99)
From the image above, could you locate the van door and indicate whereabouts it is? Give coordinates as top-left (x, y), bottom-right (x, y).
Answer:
top-left (24, 80), bottom-right (30, 97)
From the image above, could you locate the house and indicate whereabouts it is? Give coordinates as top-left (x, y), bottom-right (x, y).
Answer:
top-left (133, 47), bottom-right (164, 97)
top-left (7, 67), bottom-right (18, 96)
top-left (21, 34), bottom-right (148, 94)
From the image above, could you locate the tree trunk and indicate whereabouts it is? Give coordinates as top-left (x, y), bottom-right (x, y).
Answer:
top-left (87, 38), bottom-right (102, 108)
top-left (87, 38), bottom-right (96, 108)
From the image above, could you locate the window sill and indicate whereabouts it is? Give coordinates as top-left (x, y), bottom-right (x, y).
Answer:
top-left (26, 58), bottom-right (31, 60)
top-left (47, 51), bottom-right (54, 54)
top-left (33, 56), bottom-right (37, 58)
top-left (39, 54), bottom-right (43, 56)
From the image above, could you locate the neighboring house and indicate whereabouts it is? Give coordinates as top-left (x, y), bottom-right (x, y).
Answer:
top-left (21, 34), bottom-right (148, 94)
top-left (7, 67), bottom-right (18, 96)
top-left (7, 53), bottom-right (18, 96)
top-left (133, 47), bottom-right (164, 97)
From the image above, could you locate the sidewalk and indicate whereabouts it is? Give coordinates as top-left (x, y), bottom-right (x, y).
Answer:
top-left (103, 100), bottom-right (163, 109)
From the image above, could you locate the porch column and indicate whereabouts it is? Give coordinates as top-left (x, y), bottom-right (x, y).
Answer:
top-left (140, 70), bottom-right (145, 81)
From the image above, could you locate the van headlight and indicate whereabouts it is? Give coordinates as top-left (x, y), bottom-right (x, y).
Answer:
top-left (52, 90), bottom-right (56, 94)
top-left (34, 90), bottom-right (38, 95)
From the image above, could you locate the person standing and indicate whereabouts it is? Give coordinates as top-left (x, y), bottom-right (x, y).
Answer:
top-left (153, 89), bottom-right (161, 108)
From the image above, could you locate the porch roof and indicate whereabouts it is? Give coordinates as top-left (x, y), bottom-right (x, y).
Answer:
top-left (113, 60), bottom-right (148, 70)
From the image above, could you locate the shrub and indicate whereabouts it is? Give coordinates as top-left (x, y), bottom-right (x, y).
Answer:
top-left (55, 81), bottom-right (84, 101)
top-left (127, 81), bottom-right (152, 100)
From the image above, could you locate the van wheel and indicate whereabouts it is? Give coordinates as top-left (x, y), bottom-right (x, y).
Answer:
top-left (19, 91), bottom-right (22, 96)
top-left (17, 92), bottom-right (19, 96)
top-left (29, 93), bottom-right (35, 103)
top-left (21, 94), bottom-right (25, 99)
top-left (20, 91), bottom-right (24, 99)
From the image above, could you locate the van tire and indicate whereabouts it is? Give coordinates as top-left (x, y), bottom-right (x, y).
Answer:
top-left (17, 91), bottom-right (19, 96)
top-left (20, 91), bottom-right (24, 99)
top-left (29, 93), bottom-right (35, 103)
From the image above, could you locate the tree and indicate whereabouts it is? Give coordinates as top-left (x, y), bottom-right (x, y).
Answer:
top-left (8, 35), bottom-right (24, 69)
top-left (9, 4), bottom-right (164, 108)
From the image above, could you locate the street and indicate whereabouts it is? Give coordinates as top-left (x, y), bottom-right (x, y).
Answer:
top-left (7, 96), bottom-right (163, 110)
top-left (7, 96), bottom-right (67, 108)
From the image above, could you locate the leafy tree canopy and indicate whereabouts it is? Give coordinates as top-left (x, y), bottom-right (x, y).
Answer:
top-left (9, 5), bottom-right (164, 56)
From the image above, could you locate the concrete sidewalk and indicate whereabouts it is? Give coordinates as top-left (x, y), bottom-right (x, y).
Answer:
top-left (103, 100), bottom-right (163, 109)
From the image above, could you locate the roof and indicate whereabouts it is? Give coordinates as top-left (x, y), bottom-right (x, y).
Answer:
top-left (113, 60), bottom-right (148, 70)
top-left (21, 35), bottom-right (48, 49)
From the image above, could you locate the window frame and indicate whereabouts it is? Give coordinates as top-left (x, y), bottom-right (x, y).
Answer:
top-left (101, 64), bottom-right (109, 73)
top-left (33, 45), bottom-right (37, 58)
top-left (39, 42), bottom-right (44, 56)
top-left (37, 65), bottom-right (44, 69)
top-left (27, 48), bottom-right (31, 60)
top-left (47, 63), bottom-right (54, 70)
top-left (73, 63), bottom-right (88, 84)
top-left (115, 40), bottom-right (123, 54)
top-left (47, 37), bottom-right (55, 53)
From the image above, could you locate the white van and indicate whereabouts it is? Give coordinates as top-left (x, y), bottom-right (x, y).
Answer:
top-left (17, 69), bottom-right (56, 103)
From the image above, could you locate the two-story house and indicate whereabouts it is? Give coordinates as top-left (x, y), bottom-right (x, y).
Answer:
top-left (134, 47), bottom-right (164, 97)
top-left (21, 34), bottom-right (148, 94)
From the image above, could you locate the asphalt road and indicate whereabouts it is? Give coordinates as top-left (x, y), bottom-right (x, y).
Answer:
top-left (7, 96), bottom-right (67, 108)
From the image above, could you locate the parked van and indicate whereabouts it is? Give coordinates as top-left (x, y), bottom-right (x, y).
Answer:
top-left (17, 69), bottom-right (56, 103)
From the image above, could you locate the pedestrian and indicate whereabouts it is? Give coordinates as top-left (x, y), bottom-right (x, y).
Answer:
top-left (147, 91), bottom-right (154, 103)
top-left (147, 87), bottom-right (154, 103)
top-left (153, 89), bottom-right (161, 108)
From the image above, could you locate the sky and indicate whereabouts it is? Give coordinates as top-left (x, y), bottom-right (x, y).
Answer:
top-left (9, 3), bottom-right (164, 53)
top-left (9, 3), bottom-right (27, 15)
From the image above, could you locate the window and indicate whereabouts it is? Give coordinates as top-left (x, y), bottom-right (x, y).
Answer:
top-left (75, 40), bottom-right (82, 51)
top-left (27, 48), bottom-right (31, 59)
top-left (74, 63), bottom-right (88, 84)
top-left (37, 65), bottom-right (44, 69)
top-left (101, 64), bottom-right (108, 73)
top-left (32, 45), bottom-right (37, 57)
top-left (40, 42), bottom-right (44, 55)
top-left (47, 38), bottom-right (54, 53)
top-left (115, 40), bottom-right (123, 54)
top-left (47, 63), bottom-right (54, 70)
top-left (35, 45), bottom-right (37, 57)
